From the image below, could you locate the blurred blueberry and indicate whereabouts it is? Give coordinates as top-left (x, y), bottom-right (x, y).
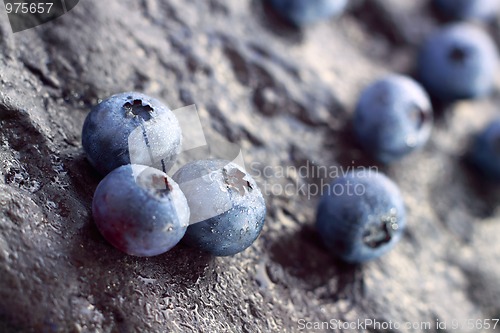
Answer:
top-left (268, 0), bottom-right (348, 26)
top-left (92, 164), bottom-right (190, 256)
top-left (434, 0), bottom-right (499, 21)
top-left (82, 92), bottom-right (182, 175)
top-left (470, 119), bottom-right (500, 180)
top-left (354, 75), bottom-right (433, 163)
top-left (316, 170), bottom-right (406, 263)
top-left (173, 160), bottom-right (266, 256)
top-left (418, 23), bottom-right (498, 101)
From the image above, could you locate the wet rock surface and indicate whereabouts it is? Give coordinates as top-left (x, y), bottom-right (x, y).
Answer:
top-left (0, 0), bottom-right (500, 332)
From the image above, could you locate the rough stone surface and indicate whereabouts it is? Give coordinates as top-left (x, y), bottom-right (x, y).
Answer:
top-left (1, 0), bottom-right (500, 332)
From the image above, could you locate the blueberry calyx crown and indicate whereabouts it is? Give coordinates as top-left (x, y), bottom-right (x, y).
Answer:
top-left (124, 99), bottom-right (154, 121)
top-left (150, 174), bottom-right (173, 197)
top-left (362, 208), bottom-right (399, 249)
top-left (136, 171), bottom-right (173, 197)
top-left (409, 104), bottom-right (428, 130)
top-left (448, 46), bottom-right (468, 64)
top-left (406, 104), bottom-right (431, 147)
top-left (222, 166), bottom-right (253, 196)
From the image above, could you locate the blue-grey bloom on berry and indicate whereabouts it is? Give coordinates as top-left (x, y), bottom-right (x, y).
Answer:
top-left (469, 119), bottom-right (500, 180)
top-left (173, 160), bottom-right (266, 256)
top-left (316, 170), bottom-right (406, 263)
top-left (82, 92), bottom-right (182, 175)
top-left (354, 75), bottom-right (433, 163)
top-left (92, 164), bottom-right (190, 257)
top-left (434, 0), bottom-right (499, 22)
top-left (418, 24), bottom-right (498, 101)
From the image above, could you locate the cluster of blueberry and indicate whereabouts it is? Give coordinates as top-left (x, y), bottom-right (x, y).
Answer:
top-left (269, 0), bottom-right (500, 263)
top-left (82, 92), bottom-right (266, 257)
top-left (82, 1), bottom-right (500, 266)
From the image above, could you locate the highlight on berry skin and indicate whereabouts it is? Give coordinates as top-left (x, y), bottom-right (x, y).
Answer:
top-left (173, 159), bottom-right (266, 256)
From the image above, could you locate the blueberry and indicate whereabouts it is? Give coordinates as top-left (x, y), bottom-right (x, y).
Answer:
top-left (434, 0), bottom-right (499, 21)
top-left (82, 92), bottom-right (182, 175)
top-left (268, 0), bottom-right (348, 26)
top-left (92, 164), bottom-right (190, 256)
top-left (316, 170), bottom-right (406, 263)
top-left (354, 75), bottom-right (433, 163)
top-left (173, 160), bottom-right (266, 256)
top-left (418, 23), bottom-right (498, 101)
top-left (469, 119), bottom-right (500, 180)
